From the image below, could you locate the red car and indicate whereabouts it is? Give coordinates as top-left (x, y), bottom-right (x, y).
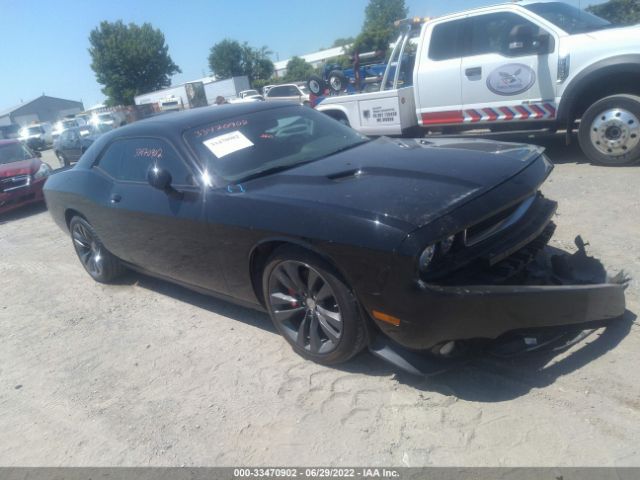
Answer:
top-left (0, 139), bottom-right (52, 215)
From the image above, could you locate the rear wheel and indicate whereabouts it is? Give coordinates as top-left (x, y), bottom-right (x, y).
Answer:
top-left (263, 247), bottom-right (366, 365)
top-left (69, 216), bottom-right (125, 283)
top-left (578, 94), bottom-right (640, 166)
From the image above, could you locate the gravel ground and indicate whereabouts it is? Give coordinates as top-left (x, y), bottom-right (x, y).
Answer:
top-left (0, 138), bottom-right (638, 466)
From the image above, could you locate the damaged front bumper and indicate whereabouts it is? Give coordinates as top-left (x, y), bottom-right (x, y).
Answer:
top-left (369, 237), bottom-right (628, 368)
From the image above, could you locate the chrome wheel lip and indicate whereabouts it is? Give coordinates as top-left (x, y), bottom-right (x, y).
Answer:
top-left (590, 108), bottom-right (640, 157)
top-left (72, 222), bottom-right (103, 277)
top-left (268, 260), bottom-right (342, 355)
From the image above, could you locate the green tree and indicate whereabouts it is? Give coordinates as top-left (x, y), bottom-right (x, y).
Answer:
top-left (208, 40), bottom-right (274, 86)
top-left (332, 36), bottom-right (355, 48)
top-left (351, 0), bottom-right (407, 54)
top-left (208, 39), bottom-right (245, 78)
top-left (89, 21), bottom-right (181, 106)
top-left (244, 45), bottom-right (275, 84)
top-left (586, 0), bottom-right (640, 26)
top-left (283, 56), bottom-right (316, 82)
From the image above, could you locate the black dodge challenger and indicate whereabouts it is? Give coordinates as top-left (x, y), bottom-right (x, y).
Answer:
top-left (43, 102), bottom-right (627, 372)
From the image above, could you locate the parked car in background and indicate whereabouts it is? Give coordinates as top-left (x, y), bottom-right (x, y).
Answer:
top-left (228, 89), bottom-right (265, 103)
top-left (52, 117), bottom-right (87, 140)
top-left (18, 123), bottom-right (53, 150)
top-left (43, 103), bottom-right (626, 372)
top-left (262, 85), bottom-right (276, 96)
top-left (75, 113), bottom-right (93, 125)
top-left (0, 139), bottom-right (52, 215)
top-left (265, 84), bottom-right (311, 105)
top-left (90, 111), bottom-right (127, 128)
top-left (0, 124), bottom-right (21, 140)
top-left (54, 124), bottom-right (112, 166)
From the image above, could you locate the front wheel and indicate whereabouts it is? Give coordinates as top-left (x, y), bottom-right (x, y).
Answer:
top-left (578, 94), bottom-right (640, 166)
top-left (262, 247), bottom-right (366, 365)
top-left (69, 216), bottom-right (126, 283)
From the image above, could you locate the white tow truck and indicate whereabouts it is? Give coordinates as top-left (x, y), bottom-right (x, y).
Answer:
top-left (314, 1), bottom-right (640, 165)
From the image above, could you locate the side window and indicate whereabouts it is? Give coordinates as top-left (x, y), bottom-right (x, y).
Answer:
top-left (287, 86), bottom-right (300, 96)
top-left (428, 18), bottom-right (469, 61)
top-left (268, 86), bottom-right (284, 97)
top-left (469, 12), bottom-right (550, 57)
top-left (97, 138), bottom-right (195, 186)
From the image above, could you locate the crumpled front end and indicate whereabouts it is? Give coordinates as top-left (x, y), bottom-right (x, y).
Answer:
top-left (362, 156), bottom-right (628, 358)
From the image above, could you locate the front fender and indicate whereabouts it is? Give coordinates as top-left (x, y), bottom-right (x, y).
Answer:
top-left (557, 54), bottom-right (640, 122)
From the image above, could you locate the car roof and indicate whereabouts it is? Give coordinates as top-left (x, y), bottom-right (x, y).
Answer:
top-left (111, 102), bottom-right (294, 137)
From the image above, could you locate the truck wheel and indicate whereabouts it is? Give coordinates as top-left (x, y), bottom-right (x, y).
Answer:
top-left (578, 94), bottom-right (640, 166)
top-left (328, 71), bottom-right (348, 93)
top-left (307, 75), bottom-right (325, 96)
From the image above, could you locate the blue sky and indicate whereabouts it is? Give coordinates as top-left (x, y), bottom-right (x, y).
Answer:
top-left (0, 0), bottom-right (603, 110)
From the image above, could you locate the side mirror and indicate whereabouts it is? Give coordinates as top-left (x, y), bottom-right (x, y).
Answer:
top-left (508, 25), bottom-right (538, 54)
top-left (148, 166), bottom-right (173, 192)
top-left (532, 33), bottom-right (551, 54)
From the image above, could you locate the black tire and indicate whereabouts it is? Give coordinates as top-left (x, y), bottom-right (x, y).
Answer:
top-left (578, 94), bottom-right (640, 166)
top-left (69, 216), bottom-right (126, 283)
top-left (262, 246), bottom-right (366, 365)
top-left (328, 70), bottom-right (348, 93)
top-left (307, 75), bottom-right (325, 96)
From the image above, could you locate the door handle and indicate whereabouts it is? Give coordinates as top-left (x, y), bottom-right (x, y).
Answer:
top-left (110, 194), bottom-right (121, 204)
top-left (465, 67), bottom-right (482, 77)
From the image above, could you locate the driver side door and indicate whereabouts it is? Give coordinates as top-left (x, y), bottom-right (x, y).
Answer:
top-left (93, 137), bottom-right (229, 294)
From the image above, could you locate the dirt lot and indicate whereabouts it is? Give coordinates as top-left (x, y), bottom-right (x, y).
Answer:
top-left (1, 137), bottom-right (639, 466)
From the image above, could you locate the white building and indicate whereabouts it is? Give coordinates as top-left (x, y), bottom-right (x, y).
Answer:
top-left (274, 46), bottom-right (347, 78)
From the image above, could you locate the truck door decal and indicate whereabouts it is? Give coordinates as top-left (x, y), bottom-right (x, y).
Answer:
top-left (486, 64), bottom-right (536, 96)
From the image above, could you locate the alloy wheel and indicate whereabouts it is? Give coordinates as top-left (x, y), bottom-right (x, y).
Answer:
top-left (268, 261), bottom-right (343, 355)
top-left (72, 222), bottom-right (104, 278)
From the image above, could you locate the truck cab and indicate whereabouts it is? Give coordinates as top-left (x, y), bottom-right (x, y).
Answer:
top-left (315, 2), bottom-right (640, 165)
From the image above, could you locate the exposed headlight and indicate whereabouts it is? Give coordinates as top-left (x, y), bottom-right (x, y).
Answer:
top-left (440, 234), bottom-right (455, 254)
top-left (33, 162), bottom-right (52, 180)
top-left (418, 244), bottom-right (436, 271)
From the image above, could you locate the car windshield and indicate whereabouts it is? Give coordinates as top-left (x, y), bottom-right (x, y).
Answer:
top-left (0, 142), bottom-right (34, 165)
top-left (98, 114), bottom-right (113, 121)
top-left (61, 120), bottom-right (76, 128)
top-left (185, 105), bottom-right (369, 184)
top-left (525, 2), bottom-right (612, 34)
top-left (27, 126), bottom-right (43, 135)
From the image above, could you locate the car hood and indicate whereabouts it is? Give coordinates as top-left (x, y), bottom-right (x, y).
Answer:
top-left (241, 137), bottom-right (545, 230)
top-left (0, 158), bottom-right (41, 178)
